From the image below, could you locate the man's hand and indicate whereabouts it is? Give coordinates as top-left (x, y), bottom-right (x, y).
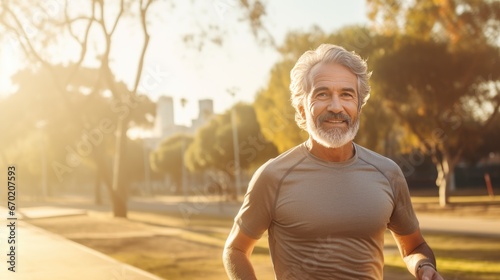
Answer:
top-left (418, 265), bottom-right (444, 280)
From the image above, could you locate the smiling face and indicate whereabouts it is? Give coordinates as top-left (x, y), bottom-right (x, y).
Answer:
top-left (302, 62), bottom-right (360, 149)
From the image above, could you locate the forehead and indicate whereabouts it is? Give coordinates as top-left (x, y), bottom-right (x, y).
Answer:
top-left (309, 62), bottom-right (358, 91)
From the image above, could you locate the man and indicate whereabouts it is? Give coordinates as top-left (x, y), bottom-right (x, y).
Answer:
top-left (223, 44), bottom-right (443, 280)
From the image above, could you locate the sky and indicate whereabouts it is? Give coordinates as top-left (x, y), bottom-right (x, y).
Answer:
top-left (154, 0), bottom-right (369, 126)
top-left (0, 0), bottom-right (369, 127)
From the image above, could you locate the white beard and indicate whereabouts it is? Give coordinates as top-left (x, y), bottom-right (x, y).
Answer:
top-left (306, 112), bottom-right (360, 149)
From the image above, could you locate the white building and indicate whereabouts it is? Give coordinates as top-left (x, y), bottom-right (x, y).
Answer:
top-left (135, 95), bottom-right (216, 194)
top-left (143, 95), bottom-right (214, 149)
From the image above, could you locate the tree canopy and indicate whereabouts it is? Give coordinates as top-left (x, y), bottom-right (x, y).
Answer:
top-left (366, 0), bottom-right (500, 205)
top-left (150, 133), bottom-right (193, 194)
top-left (367, 0), bottom-right (500, 46)
top-left (184, 102), bottom-right (278, 195)
top-left (0, 0), bottom-right (273, 216)
top-left (371, 37), bottom-right (500, 202)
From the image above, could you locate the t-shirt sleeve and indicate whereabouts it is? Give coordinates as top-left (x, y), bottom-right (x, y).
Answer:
top-left (387, 166), bottom-right (420, 235)
top-left (234, 162), bottom-right (276, 239)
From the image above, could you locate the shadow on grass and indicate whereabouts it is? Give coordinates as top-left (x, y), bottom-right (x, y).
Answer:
top-left (426, 233), bottom-right (500, 280)
top-left (449, 201), bottom-right (500, 207)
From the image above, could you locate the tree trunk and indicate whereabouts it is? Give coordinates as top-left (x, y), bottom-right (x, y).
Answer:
top-left (94, 168), bottom-right (102, 205)
top-left (92, 144), bottom-right (115, 208)
top-left (111, 118), bottom-right (128, 218)
top-left (435, 154), bottom-right (449, 207)
top-left (436, 152), bottom-right (459, 207)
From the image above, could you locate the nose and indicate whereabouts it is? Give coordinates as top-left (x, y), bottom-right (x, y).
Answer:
top-left (327, 95), bottom-right (343, 113)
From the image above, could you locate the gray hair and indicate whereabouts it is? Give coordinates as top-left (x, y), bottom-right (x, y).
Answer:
top-left (289, 44), bottom-right (371, 130)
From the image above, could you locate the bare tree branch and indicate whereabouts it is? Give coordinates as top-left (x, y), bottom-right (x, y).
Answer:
top-left (64, 1), bottom-right (96, 86)
top-left (109, 0), bottom-right (124, 36)
top-left (131, 0), bottom-right (153, 94)
top-left (3, 5), bottom-right (47, 65)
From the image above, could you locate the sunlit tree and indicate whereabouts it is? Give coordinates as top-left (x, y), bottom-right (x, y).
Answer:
top-left (150, 133), bottom-right (193, 195)
top-left (366, 0), bottom-right (500, 206)
top-left (184, 103), bottom-right (278, 199)
top-left (0, 0), bottom-right (272, 217)
top-left (366, 0), bottom-right (500, 47)
top-left (0, 65), bottom-right (155, 201)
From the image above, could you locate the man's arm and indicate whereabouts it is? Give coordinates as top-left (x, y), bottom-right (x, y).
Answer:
top-left (223, 223), bottom-right (259, 280)
top-left (392, 228), bottom-right (444, 280)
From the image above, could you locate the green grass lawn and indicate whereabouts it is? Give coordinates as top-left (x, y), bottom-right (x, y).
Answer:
top-left (384, 231), bottom-right (500, 280)
top-left (125, 211), bottom-right (500, 279)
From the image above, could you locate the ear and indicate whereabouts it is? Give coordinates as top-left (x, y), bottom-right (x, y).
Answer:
top-left (298, 104), bottom-right (306, 120)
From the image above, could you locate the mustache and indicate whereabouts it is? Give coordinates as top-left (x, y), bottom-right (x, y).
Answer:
top-left (317, 112), bottom-right (352, 124)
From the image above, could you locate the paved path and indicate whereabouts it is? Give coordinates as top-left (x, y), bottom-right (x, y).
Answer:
top-left (0, 207), bottom-right (164, 280)
top-left (417, 214), bottom-right (500, 237)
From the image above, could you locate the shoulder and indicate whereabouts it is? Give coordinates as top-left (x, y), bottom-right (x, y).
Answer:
top-left (355, 144), bottom-right (402, 177)
top-left (251, 144), bottom-right (307, 183)
top-left (243, 144), bottom-right (307, 212)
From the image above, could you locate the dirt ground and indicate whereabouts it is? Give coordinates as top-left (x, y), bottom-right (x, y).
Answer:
top-left (26, 196), bottom-right (500, 280)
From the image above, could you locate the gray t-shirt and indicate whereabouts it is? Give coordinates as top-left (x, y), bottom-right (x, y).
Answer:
top-left (235, 143), bottom-right (419, 280)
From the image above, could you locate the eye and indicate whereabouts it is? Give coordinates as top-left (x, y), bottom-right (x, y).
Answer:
top-left (341, 92), bottom-right (355, 99)
top-left (314, 92), bottom-right (329, 99)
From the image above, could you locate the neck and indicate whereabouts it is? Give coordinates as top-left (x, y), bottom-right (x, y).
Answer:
top-left (306, 138), bottom-right (354, 162)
